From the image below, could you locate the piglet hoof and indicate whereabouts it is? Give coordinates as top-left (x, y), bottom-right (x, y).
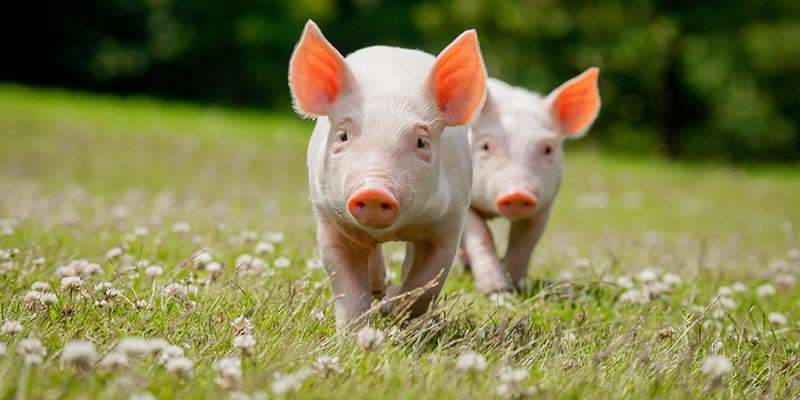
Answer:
top-left (377, 285), bottom-right (402, 314)
top-left (474, 275), bottom-right (512, 295)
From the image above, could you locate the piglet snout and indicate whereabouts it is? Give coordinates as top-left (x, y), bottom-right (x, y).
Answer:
top-left (347, 187), bottom-right (400, 229)
top-left (495, 190), bottom-right (538, 219)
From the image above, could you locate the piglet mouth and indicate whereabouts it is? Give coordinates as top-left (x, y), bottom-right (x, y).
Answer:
top-left (346, 186), bottom-right (400, 229)
top-left (495, 190), bottom-right (538, 219)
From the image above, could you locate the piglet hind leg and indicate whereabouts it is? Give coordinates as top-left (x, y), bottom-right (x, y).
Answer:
top-left (504, 208), bottom-right (550, 290)
top-left (462, 209), bottom-right (511, 293)
top-left (316, 221), bottom-right (373, 329)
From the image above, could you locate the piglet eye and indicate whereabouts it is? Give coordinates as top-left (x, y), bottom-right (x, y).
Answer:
top-left (417, 137), bottom-right (429, 149)
top-left (543, 145), bottom-right (553, 155)
top-left (482, 142), bottom-right (490, 151)
top-left (337, 130), bottom-right (348, 142)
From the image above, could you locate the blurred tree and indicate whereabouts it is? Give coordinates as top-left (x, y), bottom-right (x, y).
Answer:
top-left (2, 0), bottom-right (798, 162)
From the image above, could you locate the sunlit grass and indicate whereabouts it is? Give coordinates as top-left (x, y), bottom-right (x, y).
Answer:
top-left (0, 84), bottom-right (798, 399)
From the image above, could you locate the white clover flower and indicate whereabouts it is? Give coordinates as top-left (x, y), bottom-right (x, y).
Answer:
top-left (0, 261), bottom-right (14, 274)
top-left (310, 309), bottom-right (325, 321)
top-left (17, 337), bottom-right (46, 364)
top-left (254, 241), bottom-right (275, 255)
top-left (717, 296), bottom-right (737, 310)
top-left (100, 351), bottom-right (128, 369)
top-left (2, 320), bottom-right (22, 335)
top-left (214, 356), bottom-right (242, 390)
top-left (498, 366), bottom-right (529, 383)
top-left (132, 226), bottom-right (149, 237)
top-left (194, 252), bottom-right (213, 268)
top-left (636, 269), bottom-right (659, 283)
top-left (61, 340), bottom-right (97, 368)
top-left (0, 247), bottom-right (19, 261)
top-left (455, 351), bottom-right (487, 372)
top-left (206, 262), bottom-right (222, 273)
top-left (767, 312), bottom-right (788, 326)
top-left (619, 289), bottom-right (648, 304)
top-left (645, 282), bottom-right (670, 297)
top-left (135, 300), bottom-right (152, 310)
top-left (32, 257), bottom-right (46, 267)
top-left (264, 231), bottom-right (285, 244)
top-left (165, 356), bottom-right (193, 378)
top-left (572, 257), bottom-right (591, 269)
top-left (163, 283), bottom-right (188, 298)
top-left (355, 327), bottom-right (385, 352)
top-left (95, 281), bottom-right (121, 299)
top-left (111, 205), bottom-right (130, 219)
top-left (171, 221), bottom-right (191, 234)
top-left (306, 258), bottom-right (324, 270)
top-left (274, 257), bottom-right (290, 268)
top-left (56, 259), bottom-right (101, 279)
top-left (31, 281), bottom-right (51, 292)
top-left (60, 276), bottom-right (83, 292)
top-left (233, 334), bottom-right (257, 356)
top-left (129, 392), bottom-right (156, 400)
top-left (157, 345), bottom-right (184, 365)
top-left (147, 338), bottom-right (169, 355)
top-left (731, 282), bottom-right (748, 293)
top-left (231, 316), bottom-right (253, 336)
top-left (235, 254), bottom-right (269, 275)
top-left (271, 368), bottom-right (312, 395)
top-left (117, 337), bottom-right (166, 357)
top-left (717, 286), bottom-right (732, 296)
top-left (106, 247), bottom-right (124, 260)
top-left (688, 304), bottom-right (706, 316)
top-left (239, 230), bottom-right (259, 242)
top-left (616, 275), bottom-right (634, 289)
top-left (313, 355), bottom-right (343, 377)
top-left (756, 284), bottom-right (776, 298)
top-left (40, 292), bottom-right (58, 305)
top-left (0, 220), bottom-right (15, 236)
top-left (700, 355), bottom-right (732, 380)
top-left (145, 265), bottom-right (164, 277)
top-left (660, 272), bottom-right (682, 287)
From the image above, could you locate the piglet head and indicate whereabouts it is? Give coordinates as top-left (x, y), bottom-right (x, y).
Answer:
top-left (470, 68), bottom-right (601, 220)
top-left (289, 21), bottom-right (486, 230)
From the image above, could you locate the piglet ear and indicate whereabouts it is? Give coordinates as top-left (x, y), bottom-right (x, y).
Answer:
top-left (548, 67), bottom-right (601, 137)
top-left (288, 20), bottom-right (352, 117)
top-left (427, 30), bottom-right (487, 126)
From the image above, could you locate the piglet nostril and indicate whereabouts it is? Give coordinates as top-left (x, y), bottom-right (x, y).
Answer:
top-left (380, 203), bottom-right (391, 211)
top-left (356, 201), bottom-right (366, 209)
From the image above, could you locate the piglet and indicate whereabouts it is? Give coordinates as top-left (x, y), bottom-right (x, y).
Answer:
top-left (288, 21), bottom-right (487, 327)
top-left (462, 68), bottom-right (601, 293)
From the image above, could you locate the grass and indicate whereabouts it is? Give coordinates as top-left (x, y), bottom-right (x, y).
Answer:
top-left (0, 83), bottom-right (799, 399)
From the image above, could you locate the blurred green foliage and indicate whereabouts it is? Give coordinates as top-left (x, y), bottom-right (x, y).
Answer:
top-left (5, 0), bottom-right (800, 162)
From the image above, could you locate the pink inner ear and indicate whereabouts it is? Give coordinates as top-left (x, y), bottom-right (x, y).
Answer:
top-left (553, 68), bottom-right (601, 135)
top-left (289, 22), bottom-right (348, 116)
top-left (430, 30), bottom-right (487, 126)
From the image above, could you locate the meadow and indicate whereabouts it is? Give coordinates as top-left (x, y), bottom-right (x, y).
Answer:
top-left (0, 84), bottom-right (799, 399)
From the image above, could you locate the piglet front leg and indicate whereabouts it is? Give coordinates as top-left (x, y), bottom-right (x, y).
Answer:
top-left (392, 237), bottom-right (458, 318)
top-left (462, 209), bottom-right (511, 293)
top-left (504, 206), bottom-right (551, 288)
top-left (367, 246), bottom-right (386, 298)
top-left (316, 220), bottom-right (373, 328)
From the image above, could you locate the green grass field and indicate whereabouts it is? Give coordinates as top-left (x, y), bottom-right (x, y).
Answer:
top-left (0, 84), bottom-right (799, 399)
